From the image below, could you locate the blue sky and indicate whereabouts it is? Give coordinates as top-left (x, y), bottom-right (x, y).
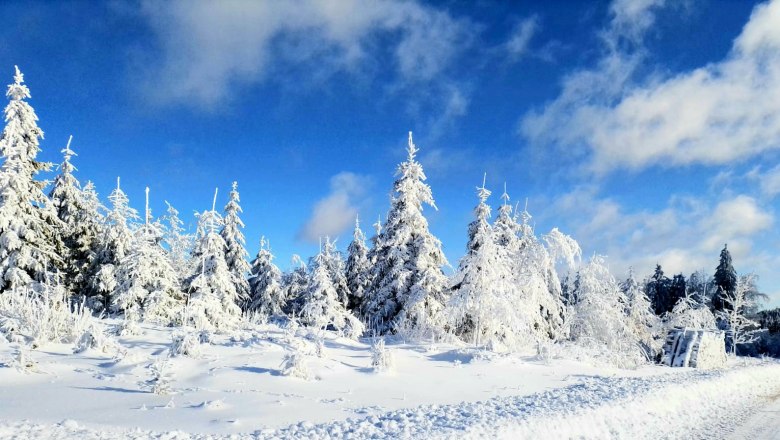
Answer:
top-left (1, 0), bottom-right (779, 306)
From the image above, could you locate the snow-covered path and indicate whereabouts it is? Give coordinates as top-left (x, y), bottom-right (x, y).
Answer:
top-left (2, 360), bottom-right (779, 439)
top-left (731, 391), bottom-right (780, 439)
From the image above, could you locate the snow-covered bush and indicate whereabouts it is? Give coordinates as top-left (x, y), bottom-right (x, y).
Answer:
top-left (7, 344), bottom-right (36, 373)
top-left (370, 338), bottom-right (394, 373)
top-left (0, 286), bottom-right (93, 348)
top-left (147, 358), bottom-right (174, 395)
top-left (664, 296), bottom-right (717, 331)
top-left (169, 331), bottom-right (202, 358)
top-left (280, 347), bottom-right (311, 380)
top-left (73, 323), bottom-right (119, 355)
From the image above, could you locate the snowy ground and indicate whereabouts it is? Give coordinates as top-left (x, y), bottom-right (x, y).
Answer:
top-left (1, 321), bottom-right (779, 439)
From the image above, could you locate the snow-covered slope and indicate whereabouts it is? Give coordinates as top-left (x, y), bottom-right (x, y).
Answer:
top-left (1, 321), bottom-right (778, 439)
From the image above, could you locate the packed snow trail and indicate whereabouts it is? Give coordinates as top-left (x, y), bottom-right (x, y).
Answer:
top-left (731, 391), bottom-right (780, 439)
top-left (1, 361), bottom-right (778, 439)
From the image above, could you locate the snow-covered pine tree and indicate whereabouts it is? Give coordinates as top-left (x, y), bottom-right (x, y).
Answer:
top-left (299, 245), bottom-right (364, 339)
top-left (570, 255), bottom-right (644, 366)
top-left (493, 183), bottom-right (520, 252)
top-left (345, 216), bottom-right (371, 312)
top-left (183, 190), bottom-right (241, 332)
top-left (515, 221), bottom-right (572, 342)
top-left (0, 66), bottom-right (64, 294)
top-left (620, 268), bottom-right (660, 358)
top-left (113, 188), bottom-right (183, 326)
top-left (447, 176), bottom-right (525, 348)
top-left (713, 244), bottom-right (737, 313)
top-left (362, 132), bottom-right (448, 338)
top-left (248, 236), bottom-right (285, 318)
top-left (77, 181), bottom-right (105, 301)
top-left (49, 136), bottom-right (99, 296)
top-left (321, 237), bottom-right (349, 307)
top-left (87, 177), bottom-right (138, 311)
top-left (282, 255), bottom-right (309, 316)
top-left (220, 181), bottom-right (251, 309)
top-left (163, 201), bottom-right (192, 283)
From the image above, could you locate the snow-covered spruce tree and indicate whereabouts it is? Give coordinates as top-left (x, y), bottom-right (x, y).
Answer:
top-left (113, 188), bottom-right (183, 326)
top-left (183, 192), bottom-right (241, 332)
top-left (713, 244), bottom-right (737, 313)
top-left (163, 201), bottom-right (192, 283)
top-left (283, 255), bottom-right (309, 316)
top-left (49, 136), bottom-right (101, 297)
top-left (515, 222), bottom-right (575, 342)
top-left (87, 178), bottom-right (138, 311)
top-left (299, 246), bottom-right (364, 339)
top-left (220, 181), bottom-right (251, 309)
top-left (620, 268), bottom-right (660, 358)
top-left (447, 177), bottom-right (526, 348)
top-left (345, 216), bottom-right (371, 312)
top-left (569, 255), bottom-right (645, 365)
top-left (321, 237), bottom-right (349, 307)
top-left (493, 184), bottom-right (521, 252)
top-left (248, 236), bottom-right (285, 318)
top-left (0, 66), bottom-right (64, 294)
top-left (362, 132), bottom-right (448, 338)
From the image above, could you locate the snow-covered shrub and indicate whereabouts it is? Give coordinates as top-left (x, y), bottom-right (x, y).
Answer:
top-left (280, 348), bottom-right (311, 380)
top-left (664, 296), bottom-right (717, 332)
top-left (147, 358), bottom-right (174, 395)
top-left (169, 331), bottom-right (202, 358)
top-left (5, 345), bottom-right (35, 372)
top-left (370, 338), bottom-right (394, 373)
top-left (73, 323), bottom-right (118, 355)
top-left (0, 286), bottom-right (93, 348)
top-left (569, 256), bottom-right (647, 368)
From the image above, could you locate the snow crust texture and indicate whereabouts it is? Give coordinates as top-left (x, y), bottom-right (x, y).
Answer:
top-left (1, 361), bottom-right (778, 439)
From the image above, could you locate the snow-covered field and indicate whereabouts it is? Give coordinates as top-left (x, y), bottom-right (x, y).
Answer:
top-left (2, 320), bottom-right (779, 439)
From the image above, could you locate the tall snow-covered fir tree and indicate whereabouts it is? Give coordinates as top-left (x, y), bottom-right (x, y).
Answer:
top-left (321, 237), bottom-right (349, 307)
top-left (713, 244), bottom-right (737, 313)
top-left (163, 201), bottom-right (192, 283)
top-left (362, 132), bottom-right (448, 338)
top-left (300, 246), bottom-right (364, 339)
top-left (0, 66), bottom-right (64, 294)
top-left (493, 184), bottom-right (520, 252)
top-left (113, 188), bottom-right (183, 326)
top-left (513, 208), bottom-right (573, 341)
top-left (283, 254), bottom-right (309, 316)
top-left (49, 136), bottom-right (99, 296)
top-left (183, 191), bottom-right (241, 332)
top-left (447, 177), bottom-right (525, 348)
top-left (220, 181), bottom-right (251, 309)
top-left (345, 216), bottom-right (371, 312)
top-left (88, 178), bottom-right (138, 310)
top-left (248, 236), bottom-right (285, 318)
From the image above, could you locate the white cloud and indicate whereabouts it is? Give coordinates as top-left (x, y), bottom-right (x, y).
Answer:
top-left (546, 189), bottom-right (774, 284)
top-left (522, 0), bottom-right (780, 174)
top-left (298, 172), bottom-right (371, 243)
top-left (138, 0), bottom-right (475, 108)
top-left (506, 16), bottom-right (539, 60)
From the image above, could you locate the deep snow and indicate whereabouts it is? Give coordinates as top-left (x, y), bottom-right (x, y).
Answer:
top-left (1, 320), bottom-right (779, 439)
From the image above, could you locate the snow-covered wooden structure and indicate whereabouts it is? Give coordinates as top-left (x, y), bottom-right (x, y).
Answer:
top-left (662, 328), bottom-right (726, 369)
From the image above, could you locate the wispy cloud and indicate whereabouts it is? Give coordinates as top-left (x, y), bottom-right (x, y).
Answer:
top-left (522, 0), bottom-right (780, 175)
top-left (298, 172), bottom-right (371, 243)
top-left (505, 15), bottom-right (540, 61)
top-left (137, 0), bottom-right (475, 109)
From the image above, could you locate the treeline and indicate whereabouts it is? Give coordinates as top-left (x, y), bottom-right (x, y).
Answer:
top-left (0, 66), bottom-right (768, 364)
